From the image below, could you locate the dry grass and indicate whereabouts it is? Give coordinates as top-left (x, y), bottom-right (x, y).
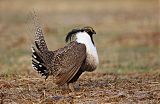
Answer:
top-left (0, 0), bottom-right (159, 103)
top-left (0, 72), bottom-right (160, 103)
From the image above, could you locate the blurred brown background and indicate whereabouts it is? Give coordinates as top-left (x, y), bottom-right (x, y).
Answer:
top-left (0, 0), bottom-right (159, 74)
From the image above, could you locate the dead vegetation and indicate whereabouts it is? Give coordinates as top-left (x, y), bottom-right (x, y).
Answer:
top-left (0, 72), bottom-right (160, 103)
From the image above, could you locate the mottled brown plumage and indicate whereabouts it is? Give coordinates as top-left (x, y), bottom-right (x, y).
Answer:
top-left (32, 25), bottom-right (98, 90)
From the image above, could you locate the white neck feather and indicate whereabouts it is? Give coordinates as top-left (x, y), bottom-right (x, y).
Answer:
top-left (76, 32), bottom-right (99, 65)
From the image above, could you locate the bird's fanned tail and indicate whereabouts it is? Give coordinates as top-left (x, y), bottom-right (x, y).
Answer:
top-left (31, 26), bottom-right (50, 79)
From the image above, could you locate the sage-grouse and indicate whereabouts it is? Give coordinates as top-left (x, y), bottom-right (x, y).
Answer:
top-left (32, 26), bottom-right (99, 91)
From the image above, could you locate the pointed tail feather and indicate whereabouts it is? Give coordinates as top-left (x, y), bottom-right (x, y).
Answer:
top-left (31, 47), bottom-right (49, 79)
top-left (35, 26), bottom-right (48, 54)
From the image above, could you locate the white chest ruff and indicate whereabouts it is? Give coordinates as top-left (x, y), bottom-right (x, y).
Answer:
top-left (76, 32), bottom-right (99, 67)
top-left (86, 53), bottom-right (99, 69)
top-left (85, 44), bottom-right (99, 67)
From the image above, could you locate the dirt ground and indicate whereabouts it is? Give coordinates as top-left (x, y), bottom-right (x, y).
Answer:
top-left (0, 72), bottom-right (159, 104)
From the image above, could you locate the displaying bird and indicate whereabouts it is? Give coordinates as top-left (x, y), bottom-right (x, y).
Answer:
top-left (32, 25), bottom-right (99, 91)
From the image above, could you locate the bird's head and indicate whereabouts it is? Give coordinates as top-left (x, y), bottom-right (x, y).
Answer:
top-left (82, 26), bottom-right (96, 36)
top-left (65, 26), bottom-right (96, 44)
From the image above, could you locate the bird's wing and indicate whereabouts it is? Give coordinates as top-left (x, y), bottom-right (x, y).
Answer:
top-left (52, 41), bottom-right (86, 86)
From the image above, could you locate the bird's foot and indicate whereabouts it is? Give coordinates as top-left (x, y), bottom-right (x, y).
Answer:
top-left (68, 83), bottom-right (75, 92)
top-left (68, 83), bottom-right (76, 95)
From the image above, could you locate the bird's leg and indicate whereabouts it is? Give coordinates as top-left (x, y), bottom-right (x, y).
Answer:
top-left (68, 83), bottom-right (75, 92)
top-left (68, 83), bottom-right (76, 96)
